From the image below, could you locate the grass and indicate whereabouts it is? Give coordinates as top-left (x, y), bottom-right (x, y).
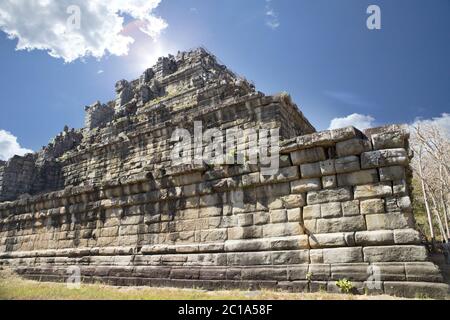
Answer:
top-left (0, 270), bottom-right (404, 300)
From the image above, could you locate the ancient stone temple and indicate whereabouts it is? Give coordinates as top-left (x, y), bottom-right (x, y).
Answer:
top-left (0, 48), bottom-right (448, 298)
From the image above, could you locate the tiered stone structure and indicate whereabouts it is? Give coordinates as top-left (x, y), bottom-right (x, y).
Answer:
top-left (0, 48), bottom-right (448, 298)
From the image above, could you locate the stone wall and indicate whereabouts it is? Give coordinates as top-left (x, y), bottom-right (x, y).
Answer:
top-left (0, 48), bottom-right (448, 298)
top-left (0, 125), bottom-right (448, 297)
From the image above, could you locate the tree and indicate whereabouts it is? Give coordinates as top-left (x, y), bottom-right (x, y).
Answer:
top-left (410, 121), bottom-right (450, 244)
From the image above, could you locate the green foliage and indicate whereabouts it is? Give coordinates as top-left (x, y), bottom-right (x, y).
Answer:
top-left (335, 279), bottom-right (354, 294)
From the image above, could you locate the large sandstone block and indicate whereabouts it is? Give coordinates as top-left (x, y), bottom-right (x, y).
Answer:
top-left (363, 245), bottom-right (428, 262)
top-left (260, 166), bottom-right (299, 183)
top-left (305, 216), bottom-right (366, 234)
top-left (330, 263), bottom-right (371, 281)
top-left (321, 175), bottom-right (337, 189)
top-left (370, 262), bottom-right (406, 281)
top-left (322, 247), bottom-right (363, 264)
top-left (355, 230), bottom-right (394, 246)
top-left (309, 232), bottom-right (348, 248)
top-left (384, 281), bottom-right (448, 299)
top-left (241, 267), bottom-right (287, 281)
top-left (303, 204), bottom-right (321, 220)
top-left (270, 235), bottom-right (309, 250)
top-left (393, 228), bottom-right (420, 244)
top-left (262, 222), bottom-right (303, 237)
top-left (290, 147), bottom-right (326, 165)
top-left (227, 252), bottom-right (272, 266)
top-left (291, 178), bottom-right (321, 193)
top-left (308, 264), bottom-right (331, 280)
top-left (306, 187), bottom-right (352, 205)
top-left (272, 250), bottom-right (309, 265)
top-left (379, 166), bottom-right (405, 182)
top-left (354, 182), bottom-right (392, 199)
top-left (224, 239), bottom-right (270, 252)
top-left (334, 156), bottom-right (360, 174)
top-left (360, 198), bottom-right (385, 215)
top-left (320, 202), bottom-right (342, 218)
top-left (300, 162), bottom-right (321, 179)
top-left (227, 226), bottom-right (262, 240)
top-left (341, 200), bottom-right (360, 217)
top-left (319, 160), bottom-right (336, 175)
top-left (365, 212), bottom-right (414, 231)
top-left (371, 129), bottom-right (407, 150)
top-left (404, 262), bottom-right (444, 282)
top-left (287, 265), bottom-right (309, 280)
top-left (336, 138), bottom-right (371, 157)
top-left (361, 149), bottom-right (408, 169)
top-left (337, 169), bottom-right (379, 187)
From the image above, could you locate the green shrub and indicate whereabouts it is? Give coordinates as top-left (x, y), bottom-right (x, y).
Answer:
top-left (335, 279), bottom-right (354, 294)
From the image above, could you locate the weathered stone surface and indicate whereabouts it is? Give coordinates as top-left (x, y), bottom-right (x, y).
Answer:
top-left (385, 196), bottom-right (412, 213)
top-left (393, 228), bottom-right (420, 244)
top-left (360, 199), bottom-right (385, 215)
top-left (309, 233), bottom-right (347, 248)
top-left (354, 182), bottom-right (392, 200)
top-left (330, 263), bottom-right (370, 281)
top-left (272, 250), bottom-right (309, 265)
top-left (300, 162), bottom-right (321, 179)
top-left (334, 156), bottom-right (360, 174)
top-left (291, 178), bottom-right (321, 193)
top-left (355, 230), bottom-right (394, 246)
top-left (306, 216), bottom-right (366, 234)
top-left (319, 160), bottom-right (335, 175)
top-left (290, 147), bottom-right (326, 165)
top-left (370, 262), bottom-right (406, 281)
top-left (270, 235), bottom-right (309, 250)
top-left (270, 209), bottom-right (287, 223)
top-left (322, 247), bottom-right (363, 264)
top-left (336, 138), bottom-right (370, 157)
top-left (303, 204), bottom-right (321, 220)
top-left (321, 175), bottom-right (337, 189)
top-left (281, 194), bottom-right (306, 208)
top-left (341, 200), bottom-right (360, 217)
top-left (320, 202), bottom-right (342, 218)
top-left (365, 212), bottom-right (414, 231)
top-left (337, 169), bottom-right (379, 187)
top-left (306, 187), bottom-right (352, 205)
top-left (404, 262), bottom-right (444, 282)
top-left (371, 128), bottom-right (407, 150)
top-left (287, 208), bottom-right (302, 222)
top-left (379, 166), bottom-right (405, 182)
top-left (361, 149), bottom-right (408, 169)
top-left (363, 245), bottom-right (428, 262)
top-left (384, 281), bottom-right (448, 299)
top-left (287, 265), bottom-right (309, 280)
top-left (262, 223), bottom-right (303, 238)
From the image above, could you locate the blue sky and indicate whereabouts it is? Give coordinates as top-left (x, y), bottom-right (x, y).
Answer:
top-left (0, 0), bottom-right (449, 159)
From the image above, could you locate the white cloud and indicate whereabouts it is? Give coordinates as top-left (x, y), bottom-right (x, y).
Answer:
top-left (0, 130), bottom-right (33, 161)
top-left (97, 70), bottom-right (104, 74)
top-left (411, 113), bottom-right (450, 138)
top-left (0, 0), bottom-right (167, 63)
top-left (265, 0), bottom-right (280, 29)
top-left (328, 113), bottom-right (376, 130)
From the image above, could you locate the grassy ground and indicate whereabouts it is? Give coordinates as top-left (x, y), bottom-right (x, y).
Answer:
top-left (0, 270), bottom-right (404, 300)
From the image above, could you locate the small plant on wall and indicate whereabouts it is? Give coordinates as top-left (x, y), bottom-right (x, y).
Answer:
top-left (335, 279), bottom-right (355, 294)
